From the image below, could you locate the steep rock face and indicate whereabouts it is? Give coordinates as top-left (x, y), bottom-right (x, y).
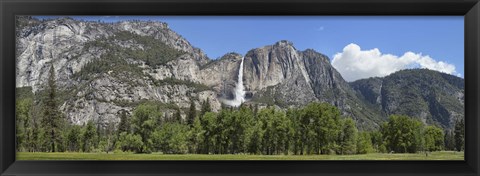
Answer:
top-left (198, 53), bottom-right (244, 99)
top-left (350, 69), bottom-right (464, 129)
top-left (244, 41), bottom-right (307, 90)
top-left (243, 41), bottom-right (317, 106)
top-left (301, 49), bottom-right (355, 109)
top-left (16, 17), bottom-right (216, 126)
top-left (243, 41), bottom-right (383, 129)
top-left (16, 17), bottom-right (208, 92)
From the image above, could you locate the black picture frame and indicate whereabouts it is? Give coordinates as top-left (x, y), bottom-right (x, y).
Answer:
top-left (1, 0), bottom-right (479, 176)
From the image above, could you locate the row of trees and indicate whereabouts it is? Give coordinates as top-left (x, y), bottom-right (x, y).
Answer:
top-left (117, 102), bottom-right (464, 155)
top-left (16, 65), bottom-right (466, 155)
top-left (17, 98), bottom-right (466, 155)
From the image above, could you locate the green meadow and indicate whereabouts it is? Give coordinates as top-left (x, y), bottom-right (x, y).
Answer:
top-left (17, 151), bottom-right (463, 160)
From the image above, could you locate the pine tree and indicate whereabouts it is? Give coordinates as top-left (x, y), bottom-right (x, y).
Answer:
top-left (67, 125), bottom-right (81, 152)
top-left (41, 64), bottom-right (63, 152)
top-left (30, 117), bottom-right (41, 152)
top-left (187, 99), bottom-right (196, 126)
top-left (188, 116), bottom-right (203, 154)
top-left (200, 98), bottom-right (212, 117)
top-left (454, 120), bottom-right (465, 151)
top-left (95, 124), bottom-right (102, 149)
top-left (253, 104), bottom-right (259, 118)
top-left (117, 110), bottom-right (130, 134)
top-left (82, 120), bottom-right (97, 152)
top-left (174, 108), bottom-right (182, 123)
top-left (444, 130), bottom-right (455, 151)
top-left (103, 120), bottom-right (116, 153)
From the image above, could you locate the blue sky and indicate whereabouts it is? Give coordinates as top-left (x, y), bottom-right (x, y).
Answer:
top-left (34, 16), bottom-right (464, 81)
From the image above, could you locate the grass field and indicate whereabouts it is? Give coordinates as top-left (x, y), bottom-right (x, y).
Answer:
top-left (17, 151), bottom-right (463, 160)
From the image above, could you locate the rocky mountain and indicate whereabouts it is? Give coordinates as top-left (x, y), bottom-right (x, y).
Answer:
top-left (350, 69), bottom-right (464, 129)
top-left (15, 16), bottom-right (464, 130)
top-left (242, 41), bottom-right (383, 129)
top-left (16, 16), bottom-right (219, 126)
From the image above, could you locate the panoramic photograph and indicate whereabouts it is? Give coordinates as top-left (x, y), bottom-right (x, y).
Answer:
top-left (15, 16), bottom-right (464, 160)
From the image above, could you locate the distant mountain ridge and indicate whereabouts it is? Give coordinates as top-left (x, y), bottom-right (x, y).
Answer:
top-left (350, 69), bottom-right (464, 129)
top-left (16, 16), bottom-right (464, 130)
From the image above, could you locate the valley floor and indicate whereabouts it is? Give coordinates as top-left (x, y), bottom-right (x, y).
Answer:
top-left (17, 151), bottom-right (463, 160)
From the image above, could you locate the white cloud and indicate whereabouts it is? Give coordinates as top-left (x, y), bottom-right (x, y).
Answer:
top-left (331, 43), bottom-right (458, 82)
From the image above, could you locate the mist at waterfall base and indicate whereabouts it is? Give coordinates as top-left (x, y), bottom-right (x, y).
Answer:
top-left (222, 57), bottom-right (246, 107)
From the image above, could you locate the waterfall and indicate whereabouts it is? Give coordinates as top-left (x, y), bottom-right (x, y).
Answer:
top-left (234, 57), bottom-right (246, 104)
top-left (223, 57), bottom-right (246, 107)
